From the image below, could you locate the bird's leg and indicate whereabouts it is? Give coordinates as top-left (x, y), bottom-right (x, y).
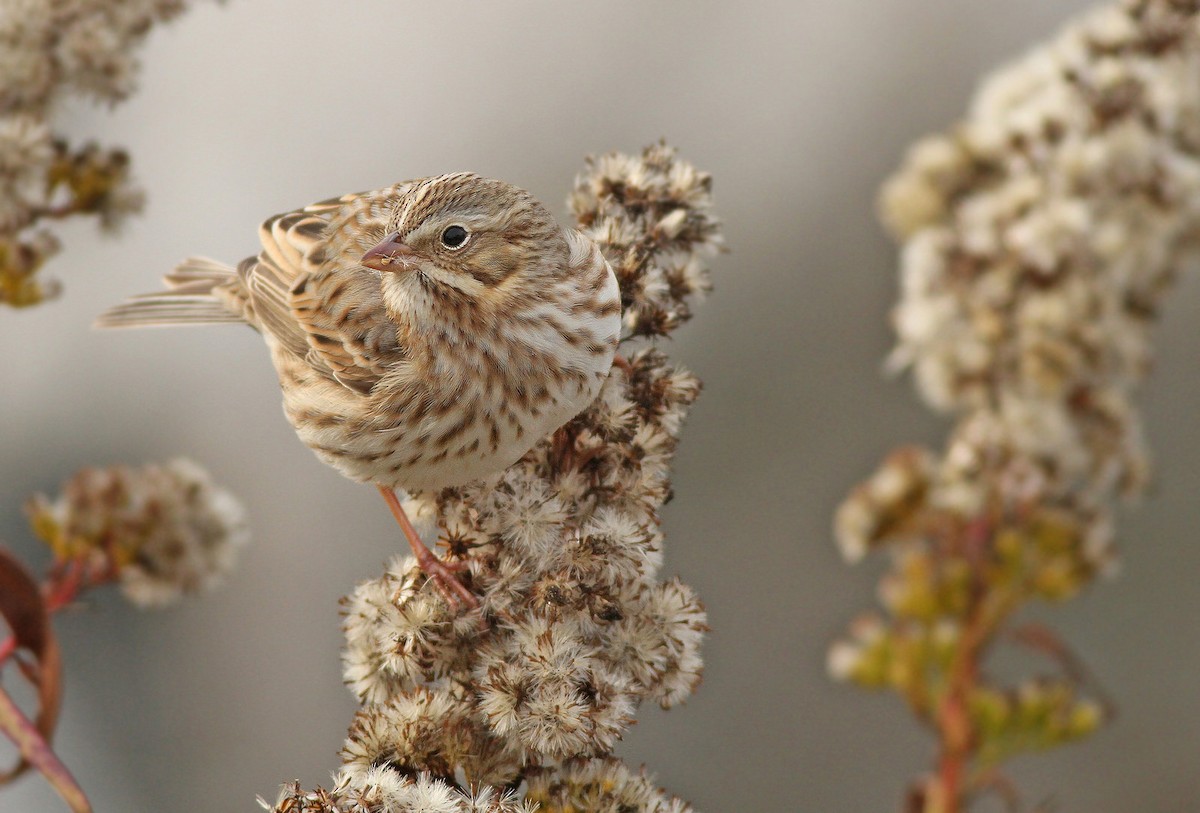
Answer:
top-left (377, 486), bottom-right (478, 610)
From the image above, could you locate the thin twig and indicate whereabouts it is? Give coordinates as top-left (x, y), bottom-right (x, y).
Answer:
top-left (0, 683), bottom-right (90, 813)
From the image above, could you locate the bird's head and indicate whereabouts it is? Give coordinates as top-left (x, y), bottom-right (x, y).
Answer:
top-left (362, 173), bottom-right (568, 308)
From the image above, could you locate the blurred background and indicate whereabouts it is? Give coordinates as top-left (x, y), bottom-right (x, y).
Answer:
top-left (4, 1), bottom-right (1199, 810)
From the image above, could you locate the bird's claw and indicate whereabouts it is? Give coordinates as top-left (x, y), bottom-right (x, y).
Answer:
top-left (377, 485), bottom-right (479, 612)
top-left (422, 556), bottom-right (478, 611)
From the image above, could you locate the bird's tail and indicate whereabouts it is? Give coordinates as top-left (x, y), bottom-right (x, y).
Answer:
top-left (95, 257), bottom-right (244, 328)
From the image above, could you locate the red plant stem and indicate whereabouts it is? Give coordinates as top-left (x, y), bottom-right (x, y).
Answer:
top-left (44, 559), bottom-right (85, 612)
top-left (0, 683), bottom-right (90, 812)
top-left (935, 652), bottom-right (976, 813)
top-left (933, 515), bottom-right (993, 813)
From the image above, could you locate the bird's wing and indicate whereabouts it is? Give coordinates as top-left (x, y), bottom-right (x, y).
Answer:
top-left (239, 185), bottom-right (410, 394)
top-left (237, 209), bottom-right (327, 359)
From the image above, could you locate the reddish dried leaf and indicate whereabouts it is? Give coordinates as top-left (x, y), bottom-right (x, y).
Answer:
top-left (0, 547), bottom-right (64, 784)
top-left (0, 548), bottom-right (49, 654)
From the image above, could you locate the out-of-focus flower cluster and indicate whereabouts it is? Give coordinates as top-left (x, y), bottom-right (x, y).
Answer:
top-left (0, 0), bottom-right (206, 307)
top-left (828, 609), bottom-right (1105, 760)
top-left (833, 0), bottom-right (1199, 805)
top-left (874, 0), bottom-right (1200, 525)
top-left (27, 458), bottom-right (248, 607)
top-left (265, 146), bottom-right (717, 813)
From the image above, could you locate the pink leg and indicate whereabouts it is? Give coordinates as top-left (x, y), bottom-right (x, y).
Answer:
top-left (377, 486), bottom-right (478, 611)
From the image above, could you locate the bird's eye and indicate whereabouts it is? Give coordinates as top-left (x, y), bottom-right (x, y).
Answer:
top-left (440, 225), bottom-right (469, 249)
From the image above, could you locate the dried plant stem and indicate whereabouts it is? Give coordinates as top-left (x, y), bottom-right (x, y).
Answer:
top-left (934, 664), bottom-right (971, 813)
top-left (0, 549), bottom-right (70, 806)
top-left (932, 514), bottom-right (1031, 812)
top-left (0, 684), bottom-right (89, 813)
top-left (933, 516), bottom-right (1006, 812)
top-left (934, 519), bottom-right (985, 813)
top-left (12, 200), bottom-right (97, 231)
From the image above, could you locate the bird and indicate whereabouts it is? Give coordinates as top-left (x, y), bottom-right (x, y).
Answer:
top-left (97, 173), bottom-right (623, 609)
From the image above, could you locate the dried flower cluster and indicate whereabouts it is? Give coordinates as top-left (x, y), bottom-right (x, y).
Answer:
top-left (264, 145), bottom-right (719, 813)
top-left (0, 0), bottom-right (207, 307)
top-left (267, 759), bottom-right (691, 813)
top-left (27, 458), bottom-right (249, 607)
top-left (832, 1), bottom-right (1200, 810)
top-left (570, 142), bottom-right (719, 338)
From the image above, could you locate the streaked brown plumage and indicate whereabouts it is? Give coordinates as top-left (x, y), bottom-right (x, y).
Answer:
top-left (98, 173), bottom-right (623, 608)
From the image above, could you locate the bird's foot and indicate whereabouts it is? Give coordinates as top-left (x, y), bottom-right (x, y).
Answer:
top-left (378, 485), bottom-right (479, 611)
top-left (409, 544), bottom-right (477, 610)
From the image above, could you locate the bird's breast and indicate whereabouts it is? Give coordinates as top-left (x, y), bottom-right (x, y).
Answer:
top-left (277, 332), bottom-right (613, 492)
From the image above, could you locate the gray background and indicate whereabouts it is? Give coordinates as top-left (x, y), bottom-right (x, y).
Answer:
top-left (4, 1), bottom-right (1198, 811)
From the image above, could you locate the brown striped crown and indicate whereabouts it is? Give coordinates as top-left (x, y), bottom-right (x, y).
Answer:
top-left (379, 173), bottom-right (567, 290)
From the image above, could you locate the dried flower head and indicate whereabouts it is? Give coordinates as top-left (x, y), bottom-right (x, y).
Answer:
top-left (27, 458), bottom-right (249, 607)
top-left (570, 141), bottom-right (721, 338)
top-left (261, 775), bottom-right (538, 813)
top-left (277, 145), bottom-right (718, 812)
top-left (525, 758), bottom-right (696, 813)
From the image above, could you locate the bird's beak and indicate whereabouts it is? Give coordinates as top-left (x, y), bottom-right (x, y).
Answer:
top-left (361, 232), bottom-right (419, 272)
